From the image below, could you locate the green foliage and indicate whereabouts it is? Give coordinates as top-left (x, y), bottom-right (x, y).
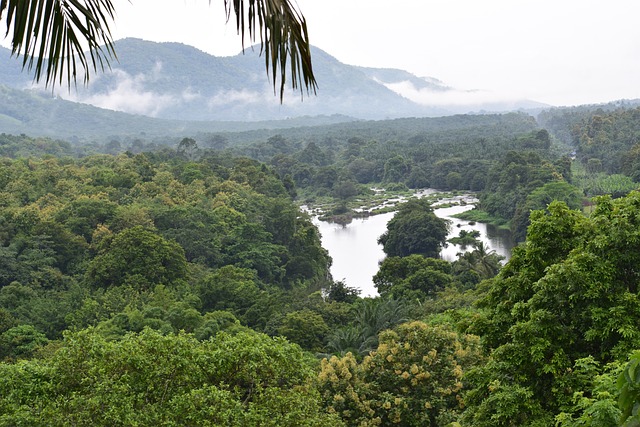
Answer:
top-left (480, 149), bottom-right (571, 241)
top-left (572, 161), bottom-right (639, 197)
top-left (319, 321), bottom-right (483, 426)
top-left (0, 152), bottom-right (331, 348)
top-left (86, 226), bottom-right (188, 290)
top-left (373, 254), bottom-right (454, 300)
top-left (571, 108), bottom-right (640, 176)
top-left (447, 229), bottom-right (481, 247)
top-left (619, 351), bottom-right (640, 426)
top-left (277, 309), bottom-right (329, 352)
top-left (326, 298), bottom-right (409, 357)
top-left (0, 324), bottom-right (48, 361)
top-left (378, 198), bottom-right (449, 258)
top-left (452, 242), bottom-right (503, 283)
top-left (0, 328), bottom-right (341, 426)
top-left (555, 357), bottom-right (622, 427)
top-left (511, 180), bottom-right (583, 242)
top-left (325, 280), bottom-right (361, 304)
top-left (465, 192), bottom-right (640, 424)
top-left (198, 265), bottom-right (260, 316)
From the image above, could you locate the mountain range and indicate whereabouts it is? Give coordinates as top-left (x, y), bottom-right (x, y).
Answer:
top-left (0, 38), bottom-right (548, 139)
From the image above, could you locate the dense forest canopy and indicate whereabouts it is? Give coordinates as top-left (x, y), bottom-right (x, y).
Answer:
top-left (2, 100), bottom-right (640, 425)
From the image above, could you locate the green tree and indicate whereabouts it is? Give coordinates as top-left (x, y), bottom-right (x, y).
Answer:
top-left (465, 193), bottom-right (640, 425)
top-left (378, 198), bottom-right (449, 258)
top-left (325, 280), bottom-right (361, 304)
top-left (276, 309), bottom-right (329, 352)
top-left (0, 324), bottom-right (49, 361)
top-left (511, 180), bottom-right (583, 242)
top-left (177, 137), bottom-right (201, 161)
top-left (0, 328), bottom-right (342, 426)
top-left (555, 357), bottom-right (622, 427)
top-left (86, 226), bottom-right (187, 290)
top-left (373, 254), bottom-right (454, 300)
top-left (383, 155), bottom-right (410, 183)
top-left (319, 321), bottom-right (483, 426)
top-left (326, 298), bottom-right (408, 356)
top-left (198, 265), bottom-right (260, 317)
top-left (618, 351), bottom-right (640, 426)
top-left (452, 242), bottom-right (503, 282)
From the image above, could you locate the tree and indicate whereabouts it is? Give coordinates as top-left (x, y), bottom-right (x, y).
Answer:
top-left (177, 137), bottom-right (200, 161)
top-left (378, 198), bottom-right (449, 258)
top-left (373, 254), bottom-right (454, 300)
top-left (318, 321), bottom-right (483, 426)
top-left (511, 180), bottom-right (584, 242)
top-left (198, 265), bottom-right (260, 316)
top-left (86, 226), bottom-right (187, 290)
top-left (326, 298), bottom-right (409, 356)
top-left (465, 193), bottom-right (640, 425)
top-left (1, 0), bottom-right (316, 100)
top-left (0, 324), bottom-right (49, 361)
top-left (325, 280), bottom-right (360, 304)
top-left (276, 309), bottom-right (329, 352)
top-left (452, 242), bottom-right (503, 281)
top-left (0, 328), bottom-right (342, 426)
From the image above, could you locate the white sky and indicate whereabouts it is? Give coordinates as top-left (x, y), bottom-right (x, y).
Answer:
top-left (5, 0), bottom-right (640, 106)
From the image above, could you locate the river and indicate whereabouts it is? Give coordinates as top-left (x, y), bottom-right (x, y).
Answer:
top-left (312, 193), bottom-right (515, 297)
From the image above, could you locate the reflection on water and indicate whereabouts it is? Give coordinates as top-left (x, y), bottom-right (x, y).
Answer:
top-left (313, 212), bottom-right (394, 297)
top-left (312, 193), bottom-right (515, 297)
top-left (435, 203), bottom-right (515, 263)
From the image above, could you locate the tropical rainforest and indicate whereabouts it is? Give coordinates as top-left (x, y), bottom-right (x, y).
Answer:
top-left (2, 102), bottom-right (640, 426)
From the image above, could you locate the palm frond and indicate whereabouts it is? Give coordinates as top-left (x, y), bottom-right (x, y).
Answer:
top-left (223, 0), bottom-right (317, 101)
top-left (1, 0), bottom-right (316, 100)
top-left (1, 0), bottom-right (117, 87)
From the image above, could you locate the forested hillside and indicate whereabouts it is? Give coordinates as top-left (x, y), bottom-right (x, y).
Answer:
top-left (3, 101), bottom-right (640, 425)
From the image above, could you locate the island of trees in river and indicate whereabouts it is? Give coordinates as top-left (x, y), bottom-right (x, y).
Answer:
top-left (2, 103), bottom-right (640, 426)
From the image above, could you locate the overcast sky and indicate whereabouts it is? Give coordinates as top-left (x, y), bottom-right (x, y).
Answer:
top-left (5, 0), bottom-right (640, 107)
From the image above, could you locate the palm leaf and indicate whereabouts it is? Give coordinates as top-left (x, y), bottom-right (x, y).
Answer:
top-left (1, 0), bottom-right (317, 101)
top-left (223, 0), bottom-right (317, 101)
top-left (1, 0), bottom-right (116, 87)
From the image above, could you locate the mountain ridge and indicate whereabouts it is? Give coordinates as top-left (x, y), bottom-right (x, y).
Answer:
top-left (0, 38), bottom-right (547, 123)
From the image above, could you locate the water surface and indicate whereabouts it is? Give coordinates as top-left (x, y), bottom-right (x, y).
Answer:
top-left (313, 193), bottom-right (514, 297)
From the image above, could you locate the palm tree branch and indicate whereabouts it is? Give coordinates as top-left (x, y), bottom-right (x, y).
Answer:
top-left (1, 0), bottom-right (116, 87)
top-left (223, 0), bottom-right (317, 101)
top-left (1, 0), bottom-right (316, 101)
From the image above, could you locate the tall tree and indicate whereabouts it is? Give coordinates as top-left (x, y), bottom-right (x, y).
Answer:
top-left (465, 193), bottom-right (640, 426)
top-left (0, 0), bottom-right (316, 99)
top-left (378, 198), bottom-right (449, 258)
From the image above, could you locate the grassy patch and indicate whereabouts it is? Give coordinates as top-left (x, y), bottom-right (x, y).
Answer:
top-left (453, 209), bottom-right (511, 229)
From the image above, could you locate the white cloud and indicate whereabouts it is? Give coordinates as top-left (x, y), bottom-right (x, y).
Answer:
top-left (62, 65), bottom-right (181, 117)
top-left (383, 80), bottom-right (525, 107)
top-left (207, 89), bottom-right (265, 107)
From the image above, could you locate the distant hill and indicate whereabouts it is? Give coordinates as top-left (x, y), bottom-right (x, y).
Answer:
top-left (0, 84), bottom-right (360, 140)
top-left (1, 38), bottom-right (547, 123)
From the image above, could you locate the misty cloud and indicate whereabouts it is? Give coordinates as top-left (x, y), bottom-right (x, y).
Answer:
top-left (62, 63), bottom-right (201, 117)
top-left (383, 80), bottom-right (522, 108)
top-left (207, 89), bottom-right (265, 107)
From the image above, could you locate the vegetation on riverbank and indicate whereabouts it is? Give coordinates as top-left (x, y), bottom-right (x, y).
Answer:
top-left (4, 103), bottom-right (640, 425)
top-left (452, 208), bottom-right (511, 230)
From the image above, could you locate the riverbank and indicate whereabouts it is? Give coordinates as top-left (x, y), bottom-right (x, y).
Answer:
top-left (302, 187), bottom-right (467, 224)
top-left (309, 189), bottom-right (515, 297)
top-left (452, 208), bottom-right (512, 231)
